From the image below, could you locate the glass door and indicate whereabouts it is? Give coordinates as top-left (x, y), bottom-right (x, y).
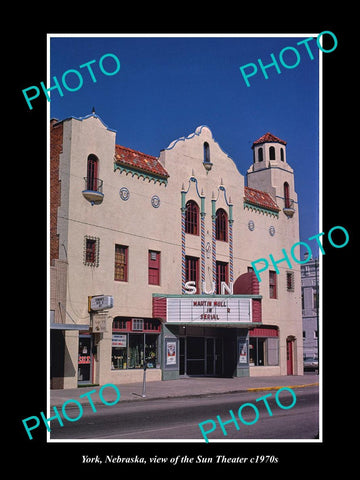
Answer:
top-left (182, 337), bottom-right (223, 376)
top-left (215, 337), bottom-right (223, 376)
top-left (186, 337), bottom-right (205, 375)
top-left (206, 337), bottom-right (223, 376)
top-left (179, 337), bottom-right (186, 375)
top-left (206, 338), bottom-right (215, 375)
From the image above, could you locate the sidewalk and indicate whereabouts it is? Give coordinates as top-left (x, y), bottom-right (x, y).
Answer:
top-left (50, 374), bottom-right (319, 408)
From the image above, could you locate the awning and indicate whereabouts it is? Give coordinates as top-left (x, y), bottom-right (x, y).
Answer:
top-left (50, 323), bottom-right (90, 331)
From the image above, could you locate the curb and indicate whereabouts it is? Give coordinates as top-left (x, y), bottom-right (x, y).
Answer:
top-left (246, 382), bottom-right (319, 392)
top-left (50, 382), bottom-right (319, 409)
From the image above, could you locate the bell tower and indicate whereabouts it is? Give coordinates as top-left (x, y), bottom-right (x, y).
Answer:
top-left (246, 132), bottom-right (297, 218)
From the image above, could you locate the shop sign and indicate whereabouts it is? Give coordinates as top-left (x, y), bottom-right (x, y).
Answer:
top-left (78, 355), bottom-right (91, 364)
top-left (184, 281), bottom-right (233, 295)
top-left (90, 295), bottom-right (114, 311)
top-left (112, 334), bottom-right (127, 347)
top-left (91, 313), bottom-right (108, 332)
top-left (167, 297), bottom-right (252, 323)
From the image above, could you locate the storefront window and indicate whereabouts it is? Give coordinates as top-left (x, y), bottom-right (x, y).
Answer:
top-left (111, 332), bottom-right (159, 370)
top-left (249, 338), bottom-right (265, 366)
top-left (128, 334), bottom-right (144, 368)
top-left (112, 334), bottom-right (127, 370)
top-left (145, 334), bottom-right (158, 368)
top-left (249, 337), bottom-right (279, 366)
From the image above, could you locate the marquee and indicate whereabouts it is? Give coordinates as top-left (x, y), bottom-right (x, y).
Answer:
top-left (166, 296), bottom-right (252, 324)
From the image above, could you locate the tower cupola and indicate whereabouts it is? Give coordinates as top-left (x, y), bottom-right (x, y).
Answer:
top-left (251, 132), bottom-right (287, 168)
top-left (247, 132), bottom-right (297, 219)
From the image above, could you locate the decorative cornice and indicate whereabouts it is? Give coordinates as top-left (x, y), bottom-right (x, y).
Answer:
top-left (243, 202), bottom-right (279, 218)
top-left (113, 162), bottom-right (168, 186)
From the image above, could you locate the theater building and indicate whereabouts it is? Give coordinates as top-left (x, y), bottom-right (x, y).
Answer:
top-left (50, 112), bottom-right (303, 389)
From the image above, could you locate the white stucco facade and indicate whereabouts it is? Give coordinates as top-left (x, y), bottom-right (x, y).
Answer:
top-left (50, 114), bottom-right (303, 388)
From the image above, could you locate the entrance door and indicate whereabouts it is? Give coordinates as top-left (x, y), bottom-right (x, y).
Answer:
top-left (78, 335), bottom-right (92, 384)
top-left (180, 337), bottom-right (223, 376)
top-left (179, 337), bottom-right (186, 375)
top-left (206, 338), bottom-right (223, 376)
top-left (186, 337), bottom-right (205, 375)
top-left (206, 338), bottom-right (215, 375)
top-left (286, 338), bottom-right (294, 375)
top-left (215, 337), bottom-right (223, 375)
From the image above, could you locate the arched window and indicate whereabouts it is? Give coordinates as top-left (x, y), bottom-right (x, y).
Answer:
top-left (284, 182), bottom-right (290, 208)
top-left (216, 208), bottom-right (228, 242)
top-left (269, 146), bottom-right (275, 160)
top-left (258, 147), bottom-right (263, 162)
top-left (203, 142), bottom-right (210, 163)
top-left (185, 200), bottom-right (199, 235)
top-left (280, 148), bottom-right (284, 161)
top-left (87, 154), bottom-right (99, 191)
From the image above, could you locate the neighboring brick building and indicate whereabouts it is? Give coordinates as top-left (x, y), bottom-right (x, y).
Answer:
top-left (50, 112), bottom-right (303, 388)
top-left (50, 119), bottom-right (63, 265)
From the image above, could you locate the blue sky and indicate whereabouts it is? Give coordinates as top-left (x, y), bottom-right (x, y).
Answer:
top-left (50, 35), bottom-right (320, 256)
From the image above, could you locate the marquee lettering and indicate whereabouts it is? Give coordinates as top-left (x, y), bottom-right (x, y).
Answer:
top-left (184, 281), bottom-right (234, 296)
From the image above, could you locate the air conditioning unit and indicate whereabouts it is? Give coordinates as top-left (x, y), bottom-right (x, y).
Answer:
top-left (90, 295), bottom-right (114, 311)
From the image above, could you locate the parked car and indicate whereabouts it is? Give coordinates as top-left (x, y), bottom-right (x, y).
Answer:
top-left (303, 356), bottom-right (319, 371)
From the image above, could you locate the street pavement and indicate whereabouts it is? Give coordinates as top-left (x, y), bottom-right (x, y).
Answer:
top-left (49, 386), bottom-right (319, 440)
top-left (50, 373), bottom-right (319, 408)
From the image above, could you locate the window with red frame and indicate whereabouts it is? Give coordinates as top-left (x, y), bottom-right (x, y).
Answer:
top-left (87, 154), bottom-right (99, 191)
top-left (215, 208), bottom-right (228, 242)
top-left (114, 244), bottom-right (128, 281)
top-left (112, 317), bottom-right (161, 332)
top-left (185, 200), bottom-right (199, 235)
top-left (148, 250), bottom-right (160, 285)
top-left (216, 261), bottom-right (229, 294)
top-left (85, 238), bottom-right (96, 263)
top-left (269, 270), bottom-right (277, 298)
top-left (84, 236), bottom-right (99, 267)
top-left (284, 182), bottom-right (291, 208)
top-left (185, 256), bottom-right (199, 293)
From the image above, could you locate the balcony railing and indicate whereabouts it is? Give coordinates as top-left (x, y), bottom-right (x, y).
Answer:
top-left (84, 177), bottom-right (103, 193)
top-left (82, 177), bottom-right (104, 205)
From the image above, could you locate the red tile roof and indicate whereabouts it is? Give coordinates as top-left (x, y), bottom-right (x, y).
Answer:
top-left (252, 132), bottom-right (286, 147)
top-left (115, 144), bottom-right (169, 179)
top-left (244, 186), bottom-right (280, 212)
